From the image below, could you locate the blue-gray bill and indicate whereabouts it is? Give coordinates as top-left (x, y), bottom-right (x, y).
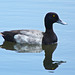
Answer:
top-left (57, 19), bottom-right (67, 25)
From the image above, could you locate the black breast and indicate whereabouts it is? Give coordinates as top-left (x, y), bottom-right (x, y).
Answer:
top-left (42, 31), bottom-right (57, 45)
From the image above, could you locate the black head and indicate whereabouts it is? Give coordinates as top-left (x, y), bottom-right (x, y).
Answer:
top-left (44, 12), bottom-right (67, 30)
top-left (45, 12), bottom-right (59, 24)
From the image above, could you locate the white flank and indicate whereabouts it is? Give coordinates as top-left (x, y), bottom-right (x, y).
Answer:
top-left (20, 30), bottom-right (43, 38)
top-left (14, 30), bottom-right (43, 44)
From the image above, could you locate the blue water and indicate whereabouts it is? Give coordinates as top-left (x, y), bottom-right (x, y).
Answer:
top-left (0, 0), bottom-right (75, 75)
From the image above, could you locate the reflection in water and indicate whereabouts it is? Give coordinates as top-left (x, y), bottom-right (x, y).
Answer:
top-left (0, 41), bottom-right (42, 53)
top-left (0, 41), bottom-right (66, 71)
top-left (42, 43), bottom-right (66, 70)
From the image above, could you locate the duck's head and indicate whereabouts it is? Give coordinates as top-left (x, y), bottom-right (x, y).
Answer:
top-left (44, 12), bottom-right (67, 30)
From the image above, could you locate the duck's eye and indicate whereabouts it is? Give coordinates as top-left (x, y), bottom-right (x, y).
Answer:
top-left (53, 15), bottom-right (55, 17)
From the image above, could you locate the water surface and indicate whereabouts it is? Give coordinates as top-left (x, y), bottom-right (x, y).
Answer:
top-left (0, 0), bottom-right (75, 75)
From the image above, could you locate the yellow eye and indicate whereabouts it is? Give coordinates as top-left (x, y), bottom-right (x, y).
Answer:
top-left (53, 15), bottom-right (55, 17)
top-left (52, 68), bottom-right (54, 70)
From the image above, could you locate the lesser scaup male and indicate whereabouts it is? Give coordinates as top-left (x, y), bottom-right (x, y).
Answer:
top-left (0, 12), bottom-right (67, 45)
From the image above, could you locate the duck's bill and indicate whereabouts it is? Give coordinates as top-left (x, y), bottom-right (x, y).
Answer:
top-left (57, 19), bottom-right (67, 25)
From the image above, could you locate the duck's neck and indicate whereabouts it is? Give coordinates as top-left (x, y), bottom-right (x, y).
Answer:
top-left (45, 22), bottom-right (54, 33)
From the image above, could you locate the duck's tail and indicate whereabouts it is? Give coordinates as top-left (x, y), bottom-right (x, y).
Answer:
top-left (0, 32), bottom-right (4, 36)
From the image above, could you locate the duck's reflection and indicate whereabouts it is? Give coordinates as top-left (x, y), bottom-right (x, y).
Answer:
top-left (42, 44), bottom-right (66, 70)
top-left (0, 41), bottom-right (66, 71)
top-left (0, 41), bottom-right (42, 53)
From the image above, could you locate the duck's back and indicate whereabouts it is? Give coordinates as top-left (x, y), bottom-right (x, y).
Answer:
top-left (1, 30), bottom-right (43, 44)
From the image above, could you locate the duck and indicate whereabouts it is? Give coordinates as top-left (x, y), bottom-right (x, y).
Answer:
top-left (0, 12), bottom-right (67, 45)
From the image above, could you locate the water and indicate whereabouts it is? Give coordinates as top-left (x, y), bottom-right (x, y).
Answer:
top-left (0, 0), bottom-right (75, 75)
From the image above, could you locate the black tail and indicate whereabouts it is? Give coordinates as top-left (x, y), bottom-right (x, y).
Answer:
top-left (1, 31), bottom-right (16, 42)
